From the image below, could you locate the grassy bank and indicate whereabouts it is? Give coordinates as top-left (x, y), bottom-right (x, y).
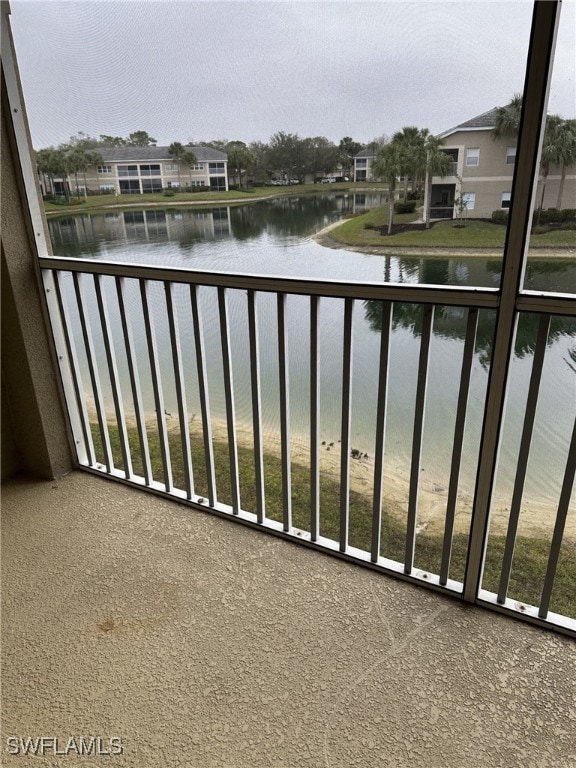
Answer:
top-left (330, 212), bottom-right (576, 249)
top-left (44, 182), bottom-right (386, 216)
top-left (93, 422), bottom-right (575, 619)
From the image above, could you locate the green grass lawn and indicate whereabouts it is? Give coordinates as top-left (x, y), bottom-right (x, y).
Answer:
top-left (92, 421), bottom-right (575, 619)
top-left (331, 212), bottom-right (576, 249)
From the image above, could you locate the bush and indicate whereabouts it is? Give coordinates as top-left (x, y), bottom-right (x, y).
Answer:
top-left (395, 201), bottom-right (416, 214)
top-left (531, 225), bottom-right (549, 235)
top-left (491, 209), bottom-right (509, 224)
top-left (163, 189), bottom-right (175, 197)
top-left (537, 208), bottom-right (576, 224)
top-left (406, 191), bottom-right (421, 201)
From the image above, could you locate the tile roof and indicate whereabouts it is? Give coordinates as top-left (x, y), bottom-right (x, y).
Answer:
top-left (355, 148), bottom-right (377, 158)
top-left (99, 145), bottom-right (227, 162)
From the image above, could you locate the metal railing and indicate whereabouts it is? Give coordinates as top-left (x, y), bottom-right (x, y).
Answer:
top-left (40, 257), bottom-right (576, 636)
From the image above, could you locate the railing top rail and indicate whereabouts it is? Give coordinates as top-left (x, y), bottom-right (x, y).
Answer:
top-left (516, 291), bottom-right (576, 317)
top-left (40, 256), bottom-right (500, 308)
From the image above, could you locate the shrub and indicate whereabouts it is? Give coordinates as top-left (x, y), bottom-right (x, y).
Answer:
top-left (537, 208), bottom-right (576, 224)
top-left (491, 210), bottom-right (509, 224)
top-left (406, 191), bottom-right (421, 201)
top-left (395, 201), bottom-right (416, 214)
top-left (531, 225), bottom-right (549, 235)
top-left (163, 189), bottom-right (175, 197)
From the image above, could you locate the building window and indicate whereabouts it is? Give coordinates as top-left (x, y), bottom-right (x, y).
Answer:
top-left (506, 147), bottom-right (517, 165)
top-left (501, 192), bottom-right (511, 209)
top-left (119, 179), bottom-right (141, 194)
top-left (139, 164), bottom-right (161, 176)
top-left (356, 159), bottom-right (367, 168)
top-left (208, 162), bottom-right (225, 174)
top-left (191, 180), bottom-right (205, 187)
top-left (100, 183), bottom-right (115, 192)
top-left (191, 163), bottom-right (204, 170)
top-left (117, 165), bottom-right (139, 177)
top-left (166, 181), bottom-right (180, 188)
top-left (462, 192), bottom-right (476, 210)
top-left (465, 148), bottom-right (480, 166)
top-left (97, 165), bottom-right (112, 173)
top-left (209, 176), bottom-right (226, 191)
top-left (164, 162), bottom-right (178, 172)
top-left (141, 177), bottom-right (163, 193)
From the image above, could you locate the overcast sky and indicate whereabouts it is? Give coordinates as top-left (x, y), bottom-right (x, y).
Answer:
top-left (9, 0), bottom-right (576, 150)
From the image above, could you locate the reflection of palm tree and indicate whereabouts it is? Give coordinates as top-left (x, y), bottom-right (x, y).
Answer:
top-left (364, 292), bottom-right (576, 371)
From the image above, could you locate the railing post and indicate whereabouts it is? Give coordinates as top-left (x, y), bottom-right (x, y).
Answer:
top-left (463, 0), bottom-right (561, 603)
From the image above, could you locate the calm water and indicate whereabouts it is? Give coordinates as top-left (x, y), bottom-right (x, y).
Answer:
top-left (48, 194), bottom-right (576, 508)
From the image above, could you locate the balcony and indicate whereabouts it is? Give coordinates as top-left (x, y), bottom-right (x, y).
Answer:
top-left (3, 471), bottom-right (576, 766)
top-left (36, 258), bottom-right (576, 637)
top-left (2, 3), bottom-right (576, 764)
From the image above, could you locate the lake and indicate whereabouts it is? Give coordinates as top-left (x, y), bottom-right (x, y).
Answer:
top-left (47, 193), bottom-right (576, 522)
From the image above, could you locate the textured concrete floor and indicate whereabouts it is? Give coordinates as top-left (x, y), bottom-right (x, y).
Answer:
top-left (2, 472), bottom-right (575, 768)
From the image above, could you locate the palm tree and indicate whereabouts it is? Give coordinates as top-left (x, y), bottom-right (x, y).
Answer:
top-left (392, 126), bottom-right (424, 201)
top-left (553, 118), bottom-right (576, 210)
top-left (494, 95), bottom-right (576, 218)
top-left (181, 149), bottom-right (198, 190)
top-left (423, 136), bottom-right (453, 228)
top-left (168, 142), bottom-right (185, 187)
top-left (493, 94), bottom-right (523, 139)
top-left (372, 142), bottom-right (404, 234)
top-left (85, 150), bottom-right (103, 193)
top-left (537, 114), bottom-right (563, 221)
top-left (226, 141), bottom-right (253, 189)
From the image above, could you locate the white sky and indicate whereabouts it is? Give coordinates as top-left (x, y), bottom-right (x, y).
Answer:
top-left (9, 0), bottom-right (576, 149)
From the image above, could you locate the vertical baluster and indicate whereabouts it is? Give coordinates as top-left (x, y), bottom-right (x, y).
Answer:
top-left (371, 301), bottom-right (393, 562)
top-left (52, 271), bottom-right (95, 466)
top-left (218, 286), bottom-right (240, 513)
top-left (277, 292), bottom-right (292, 532)
top-left (539, 414), bottom-right (576, 618)
top-left (94, 274), bottom-right (133, 479)
top-left (116, 276), bottom-right (152, 485)
top-left (339, 298), bottom-right (354, 553)
top-left (140, 279), bottom-right (173, 492)
top-left (248, 290), bottom-right (265, 523)
top-left (310, 295), bottom-right (320, 541)
top-left (405, 304), bottom-right (434, 574)
top-left (190, 285), bottom-right (216, 506)
top-left (165, 282), bottom-right (194, 499)
top-left (497, 314), bottom-right (551, 603)
top-left (440, 307), bottom-right (479, 585)
top-left (73, 272), bottom-right (113, 472)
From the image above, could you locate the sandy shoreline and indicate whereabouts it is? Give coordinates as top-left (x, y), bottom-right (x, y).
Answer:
top-left (90, 403), bottom-right (573, 540)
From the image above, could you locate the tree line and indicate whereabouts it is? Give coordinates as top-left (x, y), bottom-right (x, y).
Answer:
top-left (34, 99), bottom-right (576, 216)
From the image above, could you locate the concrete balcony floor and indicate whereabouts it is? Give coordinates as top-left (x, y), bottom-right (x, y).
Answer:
top-left (2, 472), bottom-right (575, 768)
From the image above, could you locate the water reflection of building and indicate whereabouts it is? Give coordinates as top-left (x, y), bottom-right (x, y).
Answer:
top-left (48, 208), bottom-right (232, 249)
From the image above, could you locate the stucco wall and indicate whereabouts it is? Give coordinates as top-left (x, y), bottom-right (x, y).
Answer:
top-left (1, 72), bottom-right (72, 480)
